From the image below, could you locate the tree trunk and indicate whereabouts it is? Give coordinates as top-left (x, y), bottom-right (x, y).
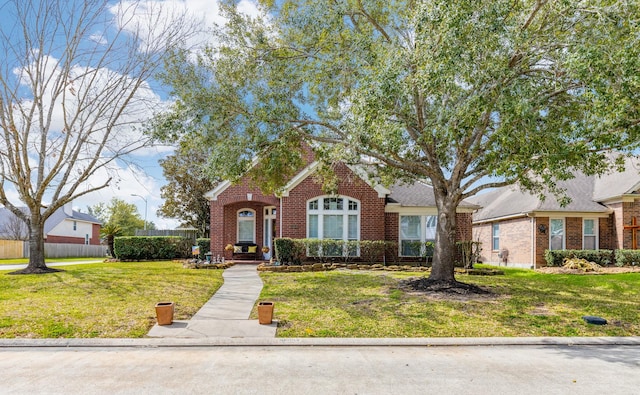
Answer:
top-left (9, 216), bottom-right (59, 275)
top-left (428, 190), bottom-right (459, 282)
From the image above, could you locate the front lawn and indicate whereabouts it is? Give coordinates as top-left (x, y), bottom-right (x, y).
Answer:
top-left (0, 261), bottom-right (223, 338)
top-left (256, 266), bottom-right (640, 337)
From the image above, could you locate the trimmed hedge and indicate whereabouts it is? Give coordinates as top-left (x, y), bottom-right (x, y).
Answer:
top-left (274, 238), bottom-right (305, 265)
top-left (544, 249), bottom-right (613, 267)
top-left (114, 236), bottom-right (192, 261)
top-left (274, 238), bottom-right (435, 265)
top-left (614, 250), bottom-right (640, 267)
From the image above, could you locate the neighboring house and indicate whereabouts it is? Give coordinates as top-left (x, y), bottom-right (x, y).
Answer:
top-left (0, 203), bottom-right (101, 245)
top-left (205, 152), bottom-right (477, 261)
top-left (469, 156), bottom-right (640, 268)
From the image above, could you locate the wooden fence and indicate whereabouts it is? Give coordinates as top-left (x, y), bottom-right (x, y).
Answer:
top-left (0, 240), bottom-right (23, 259)
top-left (0, 240), bottom-right (107, 259)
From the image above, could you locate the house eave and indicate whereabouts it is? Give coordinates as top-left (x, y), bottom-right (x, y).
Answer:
top-left (599, 194), bottom-right (640, 205)
top-left (472, 212), bottom-right (529, 225)
top-left (278, 161), bottom-right (321, 197)
top-left (205, 180), bottom-right (232, 201)
top-left (525, 209), bottom-right (613, 218)
top-left (385, 205), bottom-right (476, 214)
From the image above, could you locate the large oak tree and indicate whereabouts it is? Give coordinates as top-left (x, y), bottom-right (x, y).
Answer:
top-left (154, 0), bottom-right (640, 284)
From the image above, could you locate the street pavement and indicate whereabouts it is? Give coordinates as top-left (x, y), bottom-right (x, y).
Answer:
top-left (0, 338), bottom-right (639, 394)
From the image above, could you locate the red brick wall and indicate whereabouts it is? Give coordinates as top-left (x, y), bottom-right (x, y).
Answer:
top-left (565, 217), bottom-right (582, 250)
top-left (91, 224), bottom-right (100, 245)
top-left (45, 235), bottom-right (87, 244)
top-left (599, 216), bottom-right (616, 250)
top-left (621, 201), bottom-right (640, 249)
top-left (282, 162), bottom-right (386, 242)
top-left (209, 177), bottom-right (279, 258)
top-left (473, 217), bottom-right (533, 267)
top-left (455, 213), bottom-right (472, 241)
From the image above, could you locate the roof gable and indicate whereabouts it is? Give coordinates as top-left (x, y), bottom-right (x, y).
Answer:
top-left (593, 155), bottom-right (640, 201)
top-left (469, 173), bottom-right (612, 222)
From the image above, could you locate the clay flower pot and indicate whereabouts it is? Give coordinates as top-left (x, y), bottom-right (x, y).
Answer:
top-left (155, 302), bottom-right (174, 326)
top-left (257, 301), bottom-right (274, 325)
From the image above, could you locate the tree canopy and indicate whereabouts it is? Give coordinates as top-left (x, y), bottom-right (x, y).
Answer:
top-left (89, 198), bottom-right (152, 236)
top-left (156, 142), bottom-right (215, 238)
top-left (153, 0), bottom-right (640, 283)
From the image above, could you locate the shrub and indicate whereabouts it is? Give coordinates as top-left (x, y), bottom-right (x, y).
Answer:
top-left (360, 240), bottom-right (387, 264)
top-left (274, 238), bottom-right (305, 265)
top-left (384, 241), bottom-right (400, 265)
top-left (614, 250), bottom-right (640, 267)
top-left (457, 241), bottom-right (481, 269)
top-left (196, 238), bottom-right (211, 260)
top-left (113, 236), bottom-right (192, 261)
top-left (301, 239), bottom-right (358, 263)
top-left (544, 249), bottom-right (613, 267)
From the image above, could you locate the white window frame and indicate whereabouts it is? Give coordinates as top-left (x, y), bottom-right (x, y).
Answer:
top-left (399, 214), bottom-right (438, 257)
top-left (306, 196), bottom-right (360, 256)
top-left (492, 223), bottom-right (500, 251)
top-left (549, 218), bottom-right (565, 251)
top-left (582, 218), bottom-right (598, 250)
top-left (237, 209), bottom-right (256, 243)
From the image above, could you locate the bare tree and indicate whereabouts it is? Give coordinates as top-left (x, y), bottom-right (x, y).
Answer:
top-left (0, 210), bottom-right (29, 240)
top-left (0, 0), bottom-right (197, 273)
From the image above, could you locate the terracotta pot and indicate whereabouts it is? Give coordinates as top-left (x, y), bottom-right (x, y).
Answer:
top-left (257, 301), bottom-right (274, 325)
top-left (155, 302), bottom-right (174, 325)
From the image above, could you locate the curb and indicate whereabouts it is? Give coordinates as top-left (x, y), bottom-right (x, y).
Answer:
top-left (1, 337), bottom-right (639, 348)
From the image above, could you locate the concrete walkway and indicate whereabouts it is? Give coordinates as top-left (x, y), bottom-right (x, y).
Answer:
top-left (0, 260), bottom-right (103, 271)
top-left (147, 264), bottom-right (277, 338)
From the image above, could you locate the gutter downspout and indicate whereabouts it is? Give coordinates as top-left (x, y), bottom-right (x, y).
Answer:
top-left (526, 212), bottom-right (535, 270)
top-left (279, 197), bottom-right (283, 239)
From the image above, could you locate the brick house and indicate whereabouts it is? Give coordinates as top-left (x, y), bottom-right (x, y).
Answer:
top-left (206, 157), bottom-right (477, 261)
top-left (469, 156), bottom-right (640, 268)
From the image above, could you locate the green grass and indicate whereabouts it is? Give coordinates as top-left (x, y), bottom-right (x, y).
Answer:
top-left (0, 257), bottom-right (105, 265)
top-left (256, 265), bottom-right (640, 337)
top-left (0, 261), bottom-right (223, 338)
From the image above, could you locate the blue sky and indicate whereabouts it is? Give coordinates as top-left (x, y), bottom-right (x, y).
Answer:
top-left (0, 0), bottom-right (263, 229)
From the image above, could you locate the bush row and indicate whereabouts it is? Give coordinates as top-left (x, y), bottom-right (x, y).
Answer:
top-left (273, 238), bottom-right (436, 265)
top-left (544, 249), bottom-right (613, 267)
top-left (614, 250), bottom-right (640, 267)
top-left (114, 236), bottom-right (193, 260)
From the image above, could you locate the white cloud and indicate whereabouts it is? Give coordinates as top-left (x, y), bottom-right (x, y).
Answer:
top-left (89, 33), bottom-right (108, 45)
top-left (110, 0), bottom-right (264, 52)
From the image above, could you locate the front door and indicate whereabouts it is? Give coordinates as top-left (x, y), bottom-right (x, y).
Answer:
top-left (263, 206), bottom-right (276, 260)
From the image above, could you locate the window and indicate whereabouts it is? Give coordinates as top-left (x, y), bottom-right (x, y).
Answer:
top-left (399, 215), bottom-right (438, 256)
top-left (85, 234), bottom-right (89, 245)
top-left (237, 209), bottom-right (255, 242)
top-left (549, 218), bottom-right (565, 250)
top-left (307, 196), bottom-right (360, 256)
top-left (73, 221), bottom-right (77, 231)
top-left (492, 223), bottom-right (500, 251)
top-left (583, 219), bottom-right (598, 250)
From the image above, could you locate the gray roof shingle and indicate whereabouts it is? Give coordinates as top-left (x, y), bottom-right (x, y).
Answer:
top-left (469, 155), bottom-right (640, 222)
top-left (388, 181), bottom-right (479, 209)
